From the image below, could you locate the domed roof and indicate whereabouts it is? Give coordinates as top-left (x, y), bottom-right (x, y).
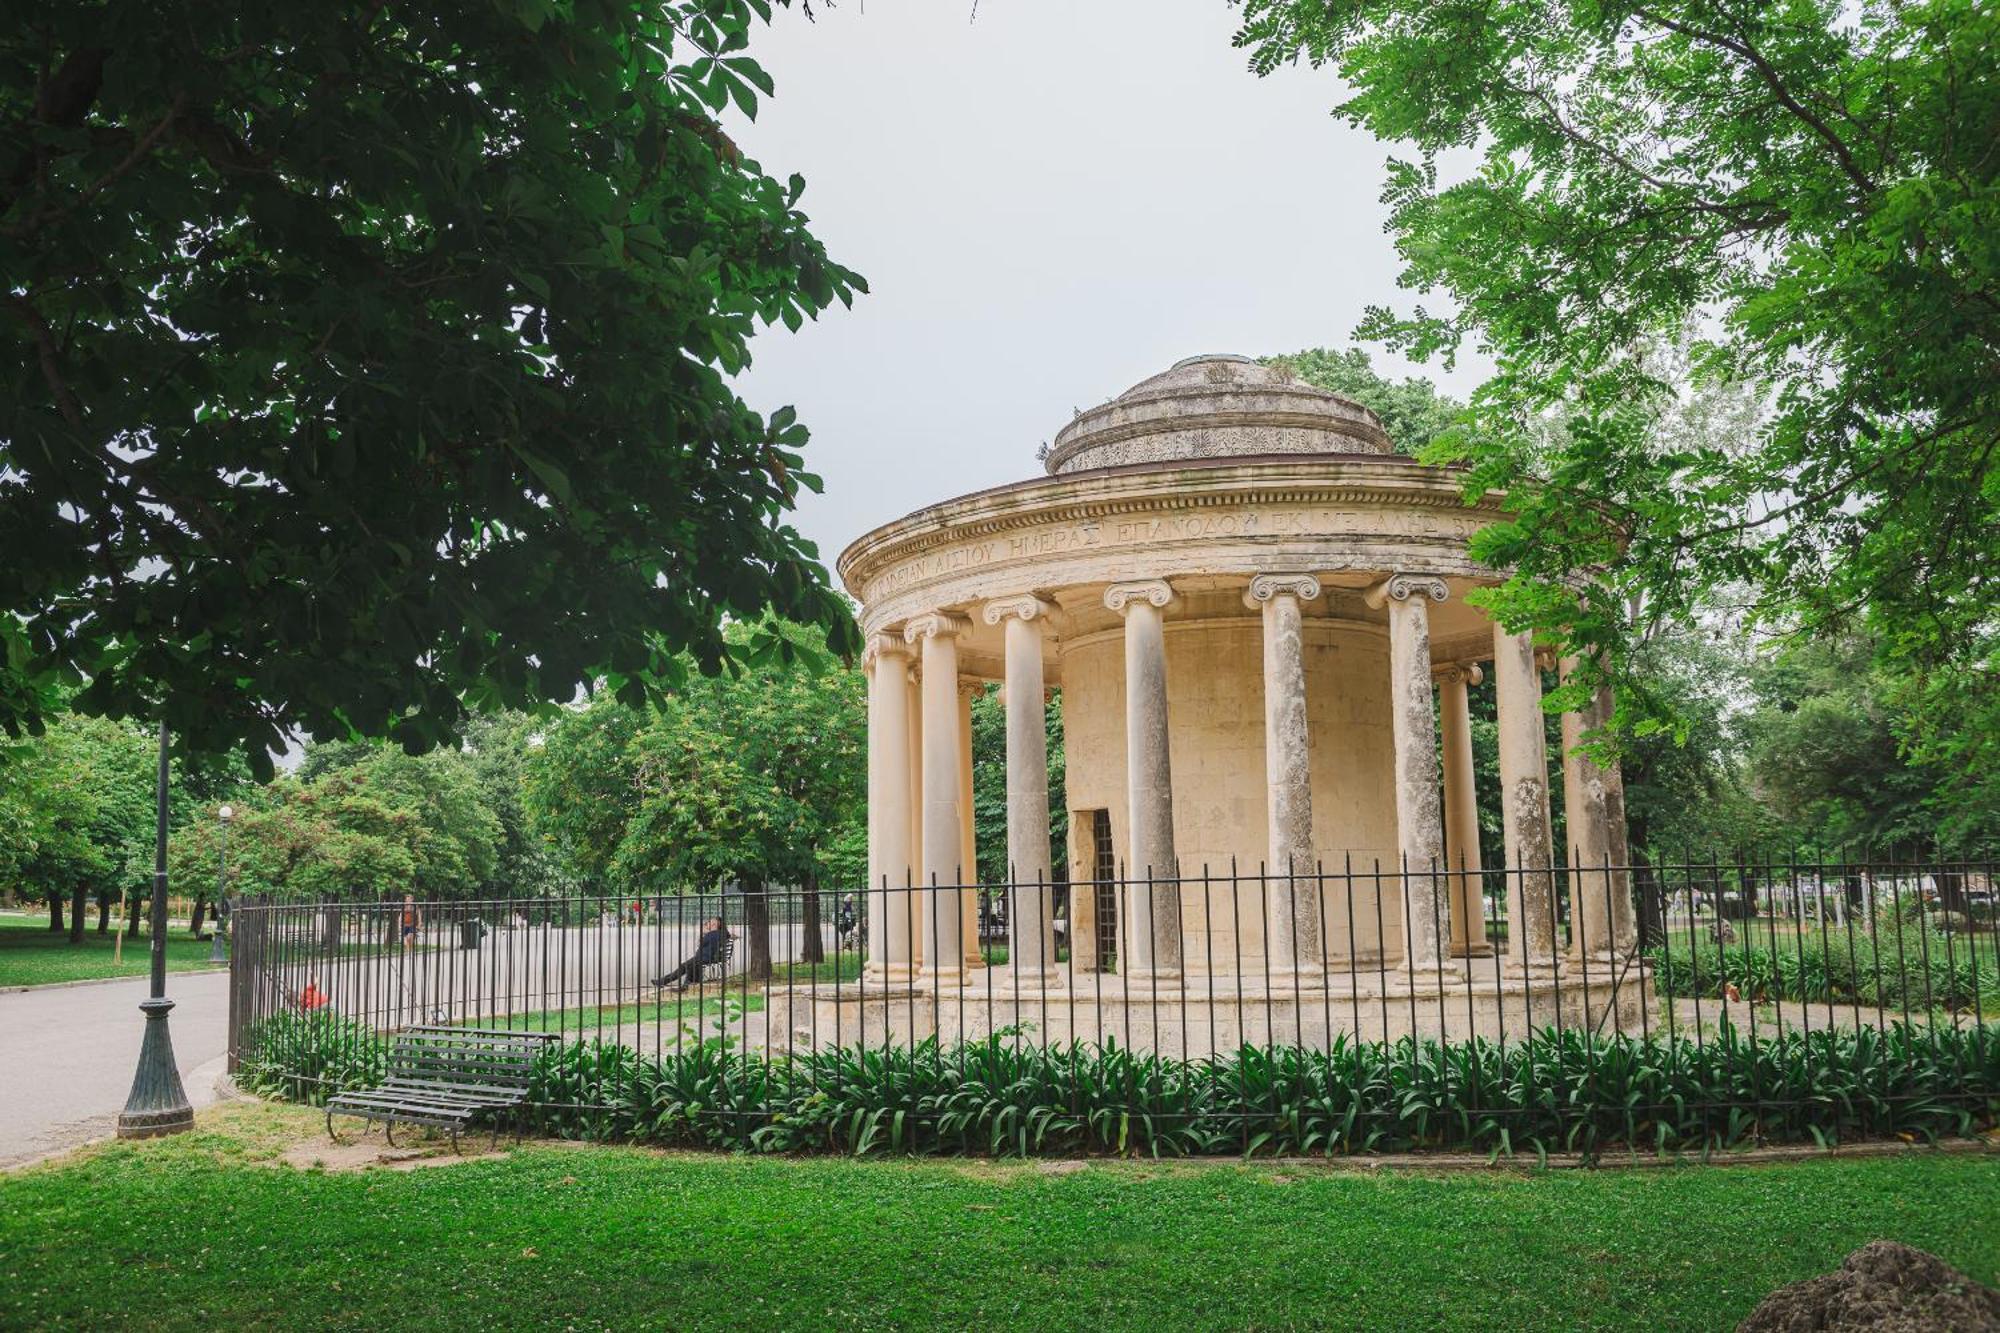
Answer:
top-left (1043, 354), bottom-right (1391, 476)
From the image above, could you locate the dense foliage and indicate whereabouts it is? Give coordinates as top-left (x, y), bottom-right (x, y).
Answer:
top-left (1234, 0), bottom-right (2000, 725)
top-left (0, 710), bottom-right (248, 934)
top-left (3, 0), bottom-right (861, 768)
top-left (173, 743), bottom-right (504, 903)
top-left (1648, 903), bottom-right (1996, 1013)
top-left (525, 621), bottom-right (865, 893)
top-left (244, 1021), bottom-right (1998, 1158)
top-left (970, 685), bottom-right (1067, 883)
top-left (1260, 347), bottom-right (1463, 453)
top-left (525, 619), bottom-right (865, 974)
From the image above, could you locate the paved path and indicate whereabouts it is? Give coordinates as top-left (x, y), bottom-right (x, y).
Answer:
top-left (0, 972), bottom-right (229, 1169)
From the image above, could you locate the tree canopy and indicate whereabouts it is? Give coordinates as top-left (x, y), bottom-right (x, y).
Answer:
top-left (527, 621), bottom-right (864, 896)
top-left (1260, 347), bottom-right (1463, 454)
top-left (174, 743), bottom-right (502, 903)
top-left (1235, 0), bottom-right (1999, 696)
top-left (3, 0), bottom-right (862, 772)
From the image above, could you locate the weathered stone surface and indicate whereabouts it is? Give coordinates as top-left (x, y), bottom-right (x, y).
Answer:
top-left (1738, 1241), bottom-right (2000, 1333)
top-left (1045, 354), bottom-right (1390, 474)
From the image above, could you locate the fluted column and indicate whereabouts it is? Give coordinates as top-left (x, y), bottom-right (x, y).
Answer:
top-left (1246, 574), bottom-right (1323, 978)
top-left (906, 612), bottom-right (971, 984)
top-left (985, 596), bottom-right (1060, 984)
top-left (1105, 580), bottom-right (1181, 980)
top-left (1435, 662), bottom-right (1490, 957)
top-left (904, 661), bottom-right (924, 964)
top-left (1494, 626), bottom-right (1558, 974)
top-left (958, 681), bottom-right (985, 969)
top-left (1560, 656), bottom-right (1615, 961)
top-left (864, 635), bottom-right (917, 982)
top-left (1368, 574), bottom-right (1455, 977)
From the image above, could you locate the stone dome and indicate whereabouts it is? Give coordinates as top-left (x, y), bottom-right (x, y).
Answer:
top-left (1043, 353), bottom-right (1392, 476)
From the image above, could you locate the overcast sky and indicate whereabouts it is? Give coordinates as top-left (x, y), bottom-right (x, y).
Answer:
top-left (728, 0), bottom-right (1493, 579)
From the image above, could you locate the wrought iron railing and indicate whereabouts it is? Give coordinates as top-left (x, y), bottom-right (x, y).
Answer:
top-left (227, 851), bottom-right (1998, 1143)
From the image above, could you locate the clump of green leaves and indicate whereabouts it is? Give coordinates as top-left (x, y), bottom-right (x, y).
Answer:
top-left (250, 1024), bottom-right (2000, 1158)
top-left (3, 0), bottom-right (863, 769)
top-left (1234, 0), bottom-right (2000, 711)
top-left (1260, 347), bottom-right (1464, 454)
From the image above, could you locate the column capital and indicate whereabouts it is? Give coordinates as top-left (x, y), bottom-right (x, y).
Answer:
top-left (982, 594), bottom-right (1056, 626)
top-left (1432, 661), bottom-right (1484, 687)
top-left (862, 632), bottom-right (914, 672)
top-left (1242, 573), bottom-right (1322, 609)
top-left (1103, 580), bottom-right (1175, 614)
top-left (957, 680), bottom-right (988, 702)
top-left (903, 611), bottom-right (971, 644)
top-left (1364, 572), bottom-right (1450, 610)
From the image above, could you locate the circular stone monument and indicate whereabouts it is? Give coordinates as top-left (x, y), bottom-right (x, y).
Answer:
top-left (823, 354), bottom-right (1647, 1052)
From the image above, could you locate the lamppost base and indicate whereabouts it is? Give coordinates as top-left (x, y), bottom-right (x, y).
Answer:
top-left (117, 997), bottom-right (194, 1140)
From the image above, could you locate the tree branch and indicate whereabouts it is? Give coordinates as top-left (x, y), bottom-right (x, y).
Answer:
top-left (1630, 7), bottom-right (1878, 198)
top-left (9, 294), bottom-right (83, 428)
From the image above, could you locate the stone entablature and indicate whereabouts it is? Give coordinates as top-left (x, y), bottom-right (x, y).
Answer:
top-left (841, 457), bottom-right (1506, 641)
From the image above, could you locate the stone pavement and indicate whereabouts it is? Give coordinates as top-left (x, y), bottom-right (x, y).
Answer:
top-left (0, 971), bottom-right (229, 1169)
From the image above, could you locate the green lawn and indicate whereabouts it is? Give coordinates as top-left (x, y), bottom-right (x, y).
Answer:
top-left (0, 911), bottom-right (224, 988)
top-left (2, 1102), bottom-right (1995, 1331)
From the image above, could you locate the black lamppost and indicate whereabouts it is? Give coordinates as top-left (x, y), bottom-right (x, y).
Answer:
top-left (207, 804), bottom-right (233, 965)
top-left (117, 721), bottom-right (194, 1140)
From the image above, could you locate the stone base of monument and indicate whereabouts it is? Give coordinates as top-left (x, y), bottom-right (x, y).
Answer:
top-left (761, 965), bottom-right (1654, 1056)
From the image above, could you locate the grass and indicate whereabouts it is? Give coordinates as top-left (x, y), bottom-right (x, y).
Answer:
top-left (2, 1101), bottom-right (1996, 1331)
top-left (488, 990), bottom-right (767, 1035)
top-left (0, 910), bottom-right (224, 988)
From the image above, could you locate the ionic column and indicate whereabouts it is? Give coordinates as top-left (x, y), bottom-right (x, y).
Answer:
top-left (958, 681), bottom-right (985, 969)
top-left (1560, 656), bottom-right (1615, 961)
top-left (1367, 574), bottom-right (1455, 978)
top-left (1435, 662), bottom-right (1490, 957)
top-left (1245, 574), bottom-right (1323, 978)
top-left (984, 596), bottom-right (1060, 984)
top-left (1104, 580), bottom-right (1181, 980)
top-left (905, 661), bottom-right (924, 963)
top-left (1493, 626), bottom-right (1558, 974)
top-left (864, 635), bottom-right (917, 982)
top-left (906, 612), bottom-right (971, 984)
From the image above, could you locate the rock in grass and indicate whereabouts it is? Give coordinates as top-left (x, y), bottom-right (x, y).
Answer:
top-left (1739, 1240), bottom-right (2000, 1332)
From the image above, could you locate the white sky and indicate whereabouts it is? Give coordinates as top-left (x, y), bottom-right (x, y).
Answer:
top-left (728, 0), bottom-right (1493, 579)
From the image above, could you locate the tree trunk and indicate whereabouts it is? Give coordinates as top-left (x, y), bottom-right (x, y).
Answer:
top-left (68, 883), bottom-right (86, 944)
top-left (190, 894), bottom-right (208, 937)
top-left (1936, 864), bottom-right (1968, 914)
top-left (96, 895), bottom-right (111, 933)
top-left (125, 890), bottom-right (143, 938)
top-left (319, 905), bottom-right (343, 957)
top-left (48, 893), bottom-right (63, 932)
top-left (741, 878), bottom-right (773, 983)
top-left (1634, 847), bottom-right (1665, 948)
top-left (800, 875), bottom-right (825, 965)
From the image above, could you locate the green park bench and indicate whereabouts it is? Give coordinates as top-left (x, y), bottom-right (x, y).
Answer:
top-left (325, 1025), bottom-right (558, 1152)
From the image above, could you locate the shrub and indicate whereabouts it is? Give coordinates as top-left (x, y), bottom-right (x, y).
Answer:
top-left (244, 1019), bottom-right (1999, 1158)
top-left (1647, 923), bottom-right (1999, 1013)
top-left (237, 1010), bottom-right (385, 1106)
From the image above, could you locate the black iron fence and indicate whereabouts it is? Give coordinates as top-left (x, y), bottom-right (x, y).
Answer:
top-left (227, 851), bottom-right (1999, 1153)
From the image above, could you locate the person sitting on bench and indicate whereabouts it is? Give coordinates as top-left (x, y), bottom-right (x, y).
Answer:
top-left (650, 917), bottom-right (731, 990)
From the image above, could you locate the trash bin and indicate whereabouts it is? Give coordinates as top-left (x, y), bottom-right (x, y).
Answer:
top-left (458, 918), bottom-right (485, 951)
